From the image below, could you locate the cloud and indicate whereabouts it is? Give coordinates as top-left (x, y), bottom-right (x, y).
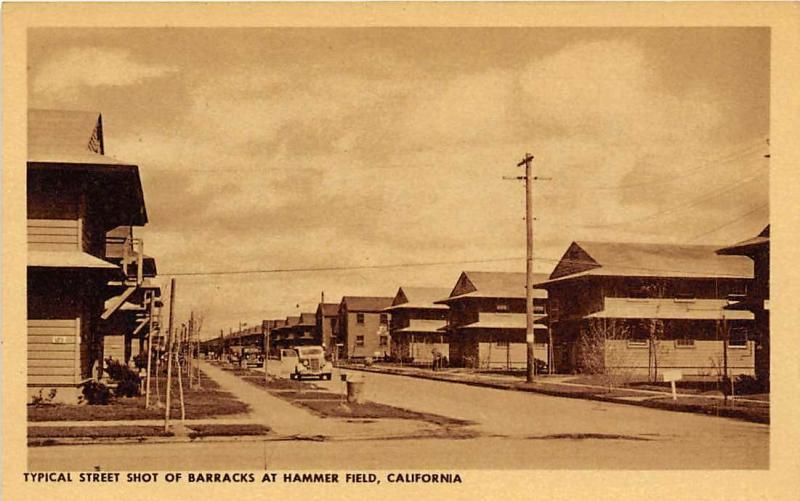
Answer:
top-left (32, 47), bottom-right (177, 101)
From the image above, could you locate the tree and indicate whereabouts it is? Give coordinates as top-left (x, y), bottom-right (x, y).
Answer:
top-left (577, 318), bottom-right (630, 389)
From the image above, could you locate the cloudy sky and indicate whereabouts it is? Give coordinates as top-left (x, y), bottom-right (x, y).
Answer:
top-left (28, 28), bottom-right (770, 338)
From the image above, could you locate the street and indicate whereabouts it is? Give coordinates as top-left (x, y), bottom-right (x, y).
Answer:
top-left (29, 368), bottom-right (768, 470)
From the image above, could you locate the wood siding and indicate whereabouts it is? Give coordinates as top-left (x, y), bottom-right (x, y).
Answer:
top-left (27, 318), bottom-right (82, 386)
top-left (477, 342), bottom-right (548, 369)
top-left (27, 219), bottom-right (80, 252)
top-left (605, 339), bottom-right (755, 378)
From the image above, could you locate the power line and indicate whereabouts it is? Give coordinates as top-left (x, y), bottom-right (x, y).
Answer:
top-left (685, 203), bottom-right (769, 243)
top-left (583, 166), bottom-right (768, 228)
top-left (160, 251), bottom-right (749, 280)
top-left (584, 140), bottom-right (767, 191)
top-left (159, 256), bottom-right (527, 277)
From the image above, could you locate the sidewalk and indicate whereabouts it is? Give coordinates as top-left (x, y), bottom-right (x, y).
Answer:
top-left (341, 364), bottom-right (770, 424)
top-left (197, 361), bottom-right (451, 440)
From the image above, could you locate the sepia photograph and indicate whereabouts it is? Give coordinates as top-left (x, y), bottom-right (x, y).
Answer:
top-left (4, 4), bottom-right (800, 498)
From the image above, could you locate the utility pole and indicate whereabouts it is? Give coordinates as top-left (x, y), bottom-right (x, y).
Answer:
top-left (164, 277), bottom-right (176, 432)
top-left (517, 153), bottom-right (537, 383)
top-left (144, 290), bottom-right (155, 408)
top-left (263, 320), bottom-right (270, 387)
top-left (188, 311), bottom-right (194, 389)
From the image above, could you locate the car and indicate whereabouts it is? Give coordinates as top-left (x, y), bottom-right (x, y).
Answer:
top-left (284, 346), bottom-right (333, 380)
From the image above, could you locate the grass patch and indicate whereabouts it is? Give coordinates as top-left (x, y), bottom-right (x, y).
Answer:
top-left (28, 370), bottom-right (249, 422)
top-left (642, 396), bottom-right (769, 423)
top-left (187, 424), bottom-right (271, 438)
top-left (28, 425), bottom-right (170, 438)
top-left (294, 399), bottom-right (472, 427)
top-left (241, 376), bottom-right (320, 391)
top-left (526, 433), bottom-right (651, 441)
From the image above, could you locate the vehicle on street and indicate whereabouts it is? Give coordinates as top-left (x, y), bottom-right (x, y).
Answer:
top-left (281, 346), bottom-right (333, 380)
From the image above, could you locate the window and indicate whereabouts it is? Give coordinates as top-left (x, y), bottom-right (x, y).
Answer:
top-left (496, 303), bottom-right (510, 312)
top-left (495, 341), bottom-right (509, 348)
top-left (379, 336), bottom-right (388, 347)
top-left (330, 318), bottom-right (337, 330)
top-left (355, 335), bottom-right (365, 346)
top-left (729, 328), bottom-right (748, 348)
top-left (379, 313), bottom-right (388, 325)
top-left (675, 338), bottom-right (695, 348)
top-left (356, 313), bottom-right (365, 324)
top-left (533, 305), bottom-right (546, 315)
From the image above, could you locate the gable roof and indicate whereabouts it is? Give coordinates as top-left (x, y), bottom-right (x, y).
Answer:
top-left (717, 225), bottom-right (770, 256)
top-left (28, 109), bottom-right (148, 226)
top-left (387, 286), bottom-right (451, 310)
top-left (539, 241), bottom-right (753, 286)
top-left (298, 313), bottom-right (316, 326)
top-left (340, 296), bottom-right (394, 312)
top-left (316, 303), bottom-right (340, 316)
top-left (438, 271), bottom-right (548, 303)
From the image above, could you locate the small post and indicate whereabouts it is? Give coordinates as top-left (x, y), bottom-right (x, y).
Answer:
top-left (144, 291), bottom-right (155, 408)
top-left (176, 349), bottom-right (186, 422)
top-left (164, 278), bottom-right (176, 432)
top-left (671, 380), bottom-right (677, 401)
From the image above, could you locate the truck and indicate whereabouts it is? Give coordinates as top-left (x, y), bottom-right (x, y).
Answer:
top-left (280, 346), bottom-right (333, 380)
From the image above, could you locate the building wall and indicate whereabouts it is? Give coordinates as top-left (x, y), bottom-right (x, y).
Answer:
top-left (604, 339), bottom-right (755, 380)
top-left (27, 271), bottom-right (105, 402)
top-left (447, 297), bottom-right (548, 367)
top-left (546, 275), bottom-right (755, 375)
top-left (477, 342), bottom-right (548, 369)
top-left (343, 311), bottom-right (390, 359)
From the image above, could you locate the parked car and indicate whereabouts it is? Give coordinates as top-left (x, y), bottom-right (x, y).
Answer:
top-left (282, 346), bottom-right (333, 380)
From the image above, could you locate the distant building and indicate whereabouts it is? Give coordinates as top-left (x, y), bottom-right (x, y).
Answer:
top-left (295, 313), bottom-right (319, 345)
top-left (436, 271), bottom-right (549, 369)
top-left (384, 287), bottom-right (450, 364)
top-left (316, 303), bottom-right (340, 357)
top-left (272, 316), bottom-right (301, 350)
top-left (27, 109), bottom-right (155, 402)
top-left (536, 241), bottom-right (755, 380)
top-left (338, 296), bottom-right (394, 359)
top-left (717, 225), bottom-right (770, 386)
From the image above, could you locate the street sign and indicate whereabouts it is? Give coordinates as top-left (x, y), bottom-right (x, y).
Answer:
top-left (661, 369), bottom-right (682, 401)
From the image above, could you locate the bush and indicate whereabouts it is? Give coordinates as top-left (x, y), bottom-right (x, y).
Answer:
top-left (30, 389), bottom-right (58, 406)
top-left (104, 358), bottom-right (142, 397)
top-left (82, 381), bottom-right (112, 405)
top-left (132, 352), bottom-right (150, 370)
top-left (734, 375), bottom-right (765, 395)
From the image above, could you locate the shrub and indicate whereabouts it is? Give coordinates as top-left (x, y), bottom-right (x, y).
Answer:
top-left (104, 358), bottom-right (142, 397)
top-left (82, 381), bottom-right (112, 405)
top-left (132, 352), bottom-right (149, 370)
top-left (30, 389), bottom-right (58, 406)
top-left (734, 374), bottom-right (765, 395)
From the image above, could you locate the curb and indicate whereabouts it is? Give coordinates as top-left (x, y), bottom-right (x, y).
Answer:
top-left (27, 428), bottom-right (474, 448)
top-left (342, 366), bottom-right (770, 425)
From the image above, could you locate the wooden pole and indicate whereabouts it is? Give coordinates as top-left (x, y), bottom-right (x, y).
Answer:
top-left (164, 278), bottom-right (176, 432)
top-left (176, 347), bottom-right (186, 422)
top-left (144, 291), bottom-right (155, 408)
top-left (518, 153), bottom-right (536, 383)
top-left (263, 320), bottom-right (270, 387)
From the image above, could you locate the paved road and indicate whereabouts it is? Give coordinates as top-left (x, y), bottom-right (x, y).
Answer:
top-left (28, 366), bottom-right (768, 470)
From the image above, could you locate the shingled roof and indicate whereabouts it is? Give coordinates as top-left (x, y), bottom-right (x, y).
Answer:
top-left (317, 303), bottom-right (340, 316)
top-left (340, 296), bottom-right (394, 312)
top-left (538, 241), bottom-right (753, 286)
top-left (298, 313), bottom-right (316, 326)
top-left (386, 286), bottom-right (451, 310)
top-left (717, 225), bottom-right (770, 256)
top-left (437, 271), bottom-right (549, 303)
